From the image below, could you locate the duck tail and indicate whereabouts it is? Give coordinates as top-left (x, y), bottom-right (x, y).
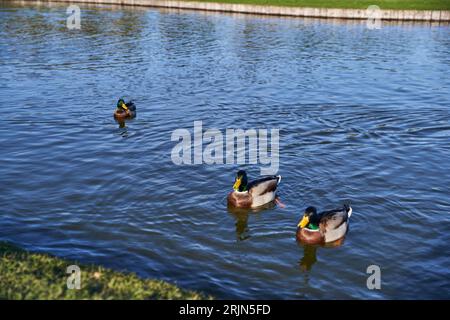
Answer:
top-left (344, 203), bottom-right (352, 218)
top-left (276, 175), bottom-right (282, 185)
top-left (127, 101), bottom-right (136, 111)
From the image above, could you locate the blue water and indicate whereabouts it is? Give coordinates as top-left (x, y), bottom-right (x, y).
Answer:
top-left (0, 2), bottom-right (449, 299)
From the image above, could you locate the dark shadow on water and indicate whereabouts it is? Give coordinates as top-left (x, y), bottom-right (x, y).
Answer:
top-left (227, 201), bottom-right (276, 241)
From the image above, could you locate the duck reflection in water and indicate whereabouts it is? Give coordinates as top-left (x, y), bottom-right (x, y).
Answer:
top-left (298, 244), bottom-right (318, 272)
top-left (116, 118), bottom-right (126, 129)
top-left (298, 237), bottom-right (346, 272)
top-left (115, 119), bottom-right (130, 138)
top-left (227, 201), bottom-right (276, 241)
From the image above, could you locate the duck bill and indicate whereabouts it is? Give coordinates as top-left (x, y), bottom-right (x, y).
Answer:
top-left (298, 216), bottom-right (309, 228)
top-left (121, 104), bottom-right (128, 110)
top-left (233, 177), bottom-right (242, 191)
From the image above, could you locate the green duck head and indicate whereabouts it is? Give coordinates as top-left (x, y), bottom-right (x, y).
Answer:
top-left (298, 206), bottom-right (318, 229)
top-left (233, 170), bottom-right (248, 192)
top-left (116, 99), bottom-right (128, 111)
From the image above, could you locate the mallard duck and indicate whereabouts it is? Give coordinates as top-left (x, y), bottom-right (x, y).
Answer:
top-left (114, 98), bottom-right (136, 120)
top-left (296, 205), bottom-right (352, 245)
top-left (227, 170), bottom-right (281, 208)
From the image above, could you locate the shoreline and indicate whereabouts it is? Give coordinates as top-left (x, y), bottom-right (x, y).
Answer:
top-left (0, 241), bottom-right (207, 299)
top-left (8, 0), bottom-right (450, 21)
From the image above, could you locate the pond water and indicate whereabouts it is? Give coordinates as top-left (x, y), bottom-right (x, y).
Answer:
top-left (0, 2), bottom-right (449, 299)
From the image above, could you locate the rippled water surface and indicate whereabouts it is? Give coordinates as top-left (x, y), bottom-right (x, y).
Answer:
top-left (1, 2), bottom-right (449, 299)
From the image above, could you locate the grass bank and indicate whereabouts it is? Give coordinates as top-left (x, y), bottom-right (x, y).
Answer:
top-left (0, 242), bottom-right (208, 299)
top-left (190, 0), bottom-right (450, 10)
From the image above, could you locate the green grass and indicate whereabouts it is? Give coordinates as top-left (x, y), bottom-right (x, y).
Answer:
top-left (190, 0), bottom-right (450, 10)
top-left (0, 242), bottom-right (208, 300)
